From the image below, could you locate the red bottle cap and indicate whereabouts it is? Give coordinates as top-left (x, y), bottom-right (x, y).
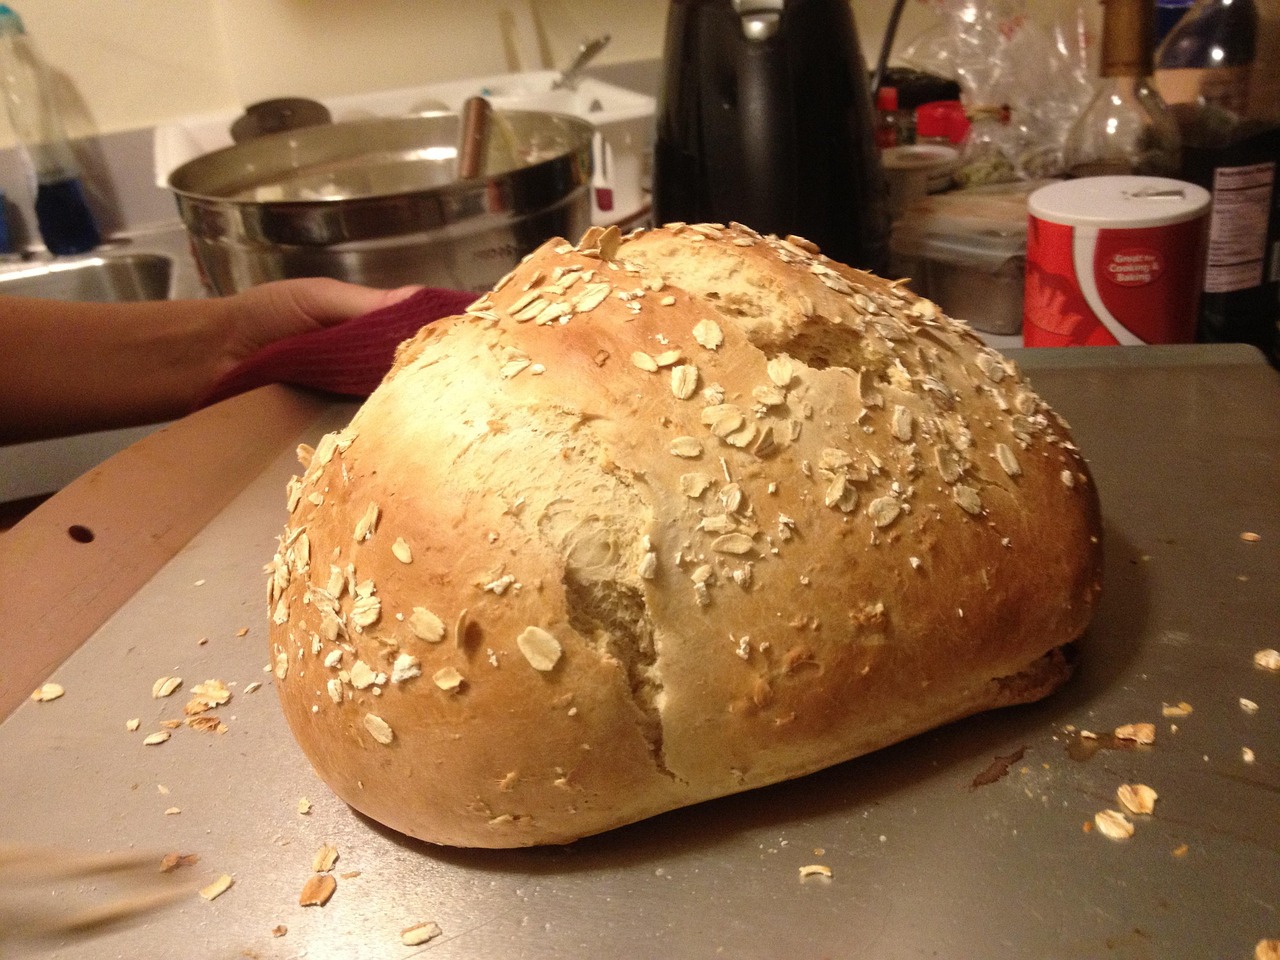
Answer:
top-left (915, 100), bottom-right (970, 144)
top-left (875, 86), bottom-right (899, 112)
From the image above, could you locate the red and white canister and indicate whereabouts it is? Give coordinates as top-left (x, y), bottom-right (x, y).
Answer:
top-left (1024, 176), bottom-right (1210, 347)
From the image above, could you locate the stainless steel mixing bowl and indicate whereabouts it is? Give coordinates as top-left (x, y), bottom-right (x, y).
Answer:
top-left (167, 110), bottom-right (594, 294)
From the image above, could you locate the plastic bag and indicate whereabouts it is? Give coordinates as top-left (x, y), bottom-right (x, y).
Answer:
top-left (900, 0), bottom-right (1095, 184)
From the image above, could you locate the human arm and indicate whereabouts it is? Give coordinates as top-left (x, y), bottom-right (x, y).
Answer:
top-left (0, 278), bottom-right (419, 444)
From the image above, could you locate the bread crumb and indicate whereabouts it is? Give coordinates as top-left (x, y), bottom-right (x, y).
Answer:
top-left (297, 797), bottom-right (312, 815)
top-left (160, 853), bottom-right (199, 873)
top-left (299, 873), bottom-right (337, 907)
top-left (1257, 939), bottom-right (1280, 960)
top-left (200, 874), bottom-right (234, 901)
top-left (1160, 702), bottom-right (1192, 718)
top-left (401, 921), bottom-right (443, 946)
top-left (1114, 723), bottom-right (1155, 745)
top-left (271, 925), bottom-right (288, 938)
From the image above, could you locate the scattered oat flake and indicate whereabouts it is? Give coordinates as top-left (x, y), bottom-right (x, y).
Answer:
top-left (364, 713), bottom-right (394, 744)
top-left (244, 681), bottom-right (262, 695)
top-left (767, 356), bottom-right (794, 388)
top-left (631, 350), bottom-right (659, 372)
top-left (200, 874), bottom-right (234, 901)
top-left (152, 676), bottom-right (183, 699)
top-left (1117, 783), bottom-right (1158, 815)
top-left (299, 873), bottom-right (337, 907)
top-left (236, 627), bottom-right (249, 637)
top-left (670, 436), bottom-right (704, 459)
top-left (1243, 746), bottom-right (1256, 764)
top-left (671, 364), bottom-right (699, 400)
top-left (1161, 701), bottom-right (1193, 718)
top-left (1241, 697), bottom-right (1260, 715)
top-left (126, 718), bottom-right (141, 732)
top-left (692, 318), bottom-right (723, 350)
top-left (1171, 843), bottom-right (1189, 858)
top-left (402, 921), bottom-right (443, 946)
top-left (354, 502), bottom-right (380, 541)
top-left (297, 798), bottom-right (312, 816)
top-left (1094, 809), bottom-right (1134, 840)
top-left (1115, 722), bottom-right (1156, 745)
top-left (1254, 649), bottom-right (1280, 671)
top-left (433, 666), bottom-right (465, 691)
top-left (409, 607), bottom-right (446, 643)
top-left (340, 871), bottom-right (361, 880)
top-left (272, 925), bottom-right (288, 938)
top-left (798, 864), bottom-right (832, 880)
top-left (392, 537), bottom-right (413, 563)
top-left (143, 731), bottom-right (171, 746)
top-left (516, 626), bottom-right (563, 671)
top-left (312, 844), bottom-right (339, 873)
top-left (187, 679), bottom-right (231, 710)
top-left (1240, 531), bottom-right (1262, 542)
top-left (30, 683), bottom-right (64, 702)
top-left (164, 807), bottom-right (181, 816)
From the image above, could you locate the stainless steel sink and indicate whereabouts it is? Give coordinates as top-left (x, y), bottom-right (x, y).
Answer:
top-left (0, 252), bottom-right (174, 302)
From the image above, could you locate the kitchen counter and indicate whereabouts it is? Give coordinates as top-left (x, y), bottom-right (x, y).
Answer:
top-left (0, 343), bottom-right (1276, 959)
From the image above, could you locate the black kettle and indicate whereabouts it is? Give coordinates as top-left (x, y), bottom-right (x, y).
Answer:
top-left (653, 0), bottom-right (889, 273)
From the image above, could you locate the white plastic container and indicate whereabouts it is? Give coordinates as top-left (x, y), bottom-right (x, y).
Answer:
top-left (889, 181), bottom-right (1045, 335)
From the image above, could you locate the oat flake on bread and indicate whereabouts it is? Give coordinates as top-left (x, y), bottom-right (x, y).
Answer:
top-left (267, 221), bottom-right (1103, 848)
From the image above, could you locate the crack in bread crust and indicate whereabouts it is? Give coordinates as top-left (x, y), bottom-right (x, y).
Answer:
top-left (560, 572), bottom-right (671, 778)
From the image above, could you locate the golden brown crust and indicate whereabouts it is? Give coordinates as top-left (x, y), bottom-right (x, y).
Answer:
top-left (267, 222), bottom-right (1103, 848)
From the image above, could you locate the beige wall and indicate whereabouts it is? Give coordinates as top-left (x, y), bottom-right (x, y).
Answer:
top-left (3, 0), bottom-right (1092, 149)
top-left (4, 0), bottom-right (673, 147)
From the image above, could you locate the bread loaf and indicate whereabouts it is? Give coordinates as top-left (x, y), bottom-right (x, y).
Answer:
top-left (267, 222), bottom-right (1103, 848)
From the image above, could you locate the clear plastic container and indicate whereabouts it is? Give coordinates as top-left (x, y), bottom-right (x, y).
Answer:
top-left (0, 3), bottom-right (99, 254)
top-left (888, 181), bottom-right (1046, 335)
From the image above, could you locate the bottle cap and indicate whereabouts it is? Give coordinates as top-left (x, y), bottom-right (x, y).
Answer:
top-left (875, 86), bottom-right (899, 112)
top-left (915, 100), bottom-right (969, 144)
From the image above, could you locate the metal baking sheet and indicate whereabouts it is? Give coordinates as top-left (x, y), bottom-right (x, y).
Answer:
top-left (2, 344), bottom-right (1277, 958)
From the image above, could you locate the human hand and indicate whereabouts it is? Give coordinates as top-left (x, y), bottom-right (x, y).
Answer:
top-left (213, 277), bottom-right (422, 373)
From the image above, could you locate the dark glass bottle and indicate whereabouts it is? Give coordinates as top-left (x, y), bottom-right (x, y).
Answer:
top-left (1156, 0), bottom-right (1280, 363)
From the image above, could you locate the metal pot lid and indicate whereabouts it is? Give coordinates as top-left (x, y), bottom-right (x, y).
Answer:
top-left (229, 97), bottom-right (333, 144)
